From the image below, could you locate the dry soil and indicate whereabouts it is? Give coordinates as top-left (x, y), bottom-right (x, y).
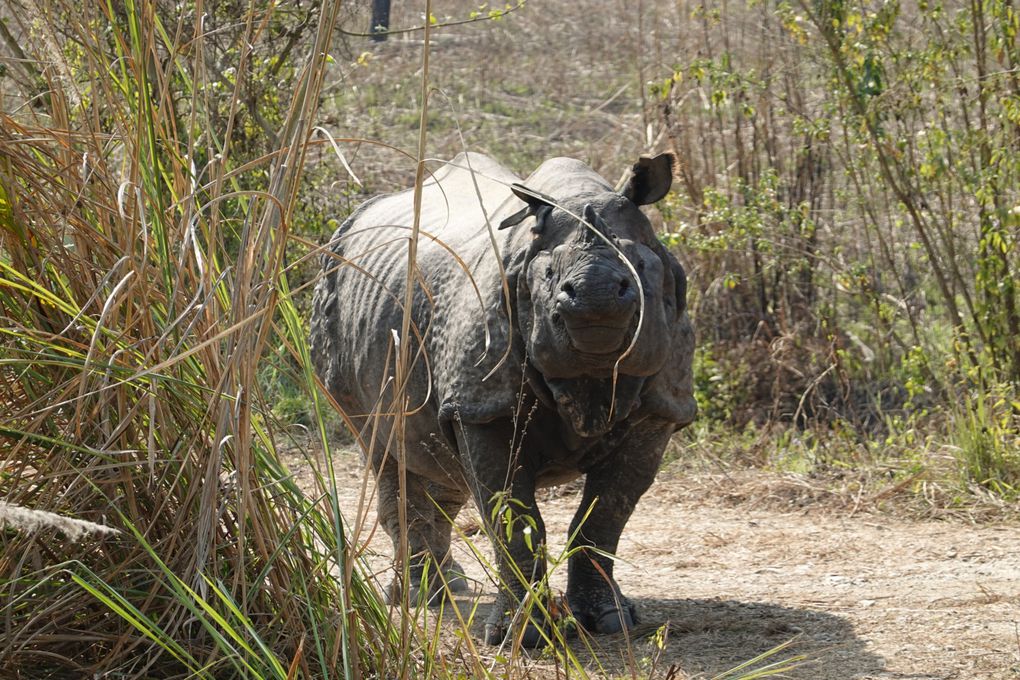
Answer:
top-left (285, 444), bottom-right (1020, 679)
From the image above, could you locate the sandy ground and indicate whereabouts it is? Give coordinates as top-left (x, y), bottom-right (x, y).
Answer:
top-left (284, 444), bottom-right (1020, 679)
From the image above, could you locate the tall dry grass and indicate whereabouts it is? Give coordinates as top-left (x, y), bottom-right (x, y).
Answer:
top-left (0, 1), bottom-right (402, 676)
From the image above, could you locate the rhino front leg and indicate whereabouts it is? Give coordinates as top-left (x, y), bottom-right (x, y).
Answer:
top-left (455, 420), bottom-right (549, 646)
top-left (566, 420), bottom-right (674, 634)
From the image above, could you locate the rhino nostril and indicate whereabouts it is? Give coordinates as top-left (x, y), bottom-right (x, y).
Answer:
top-left (618, 279), bottom-right (639, 305)
top-left (560, 281), bottom-right (576, 299)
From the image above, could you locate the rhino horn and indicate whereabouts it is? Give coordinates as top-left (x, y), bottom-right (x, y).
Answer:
top-left (578, 204), bottom-right (606, 248)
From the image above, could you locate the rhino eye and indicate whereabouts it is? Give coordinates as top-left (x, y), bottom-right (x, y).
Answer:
top-left (637, 259), bottom-right (646, 273)
top-left (545, 266), bottom-right (554, 280)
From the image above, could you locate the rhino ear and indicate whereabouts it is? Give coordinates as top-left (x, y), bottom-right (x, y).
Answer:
top-left (620, 153), bottom-right (675, 206)
top-left (499, 184), bottom-right (555, 230)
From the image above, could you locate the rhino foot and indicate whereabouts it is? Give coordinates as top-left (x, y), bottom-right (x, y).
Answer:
top-left (568, 593), bottom-right (638, 635)
top-left (483, 606), bottom-right (549, 647)
top-left (442, 561), bottom-right (470, 593)
top-left (388, 559), bottom-right (470, 606)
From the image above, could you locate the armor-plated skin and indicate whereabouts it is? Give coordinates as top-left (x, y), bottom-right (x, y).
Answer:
top-left (310, 152), bottom-right (696, 645)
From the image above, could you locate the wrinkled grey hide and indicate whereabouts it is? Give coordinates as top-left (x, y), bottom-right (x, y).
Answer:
top-left (310, 152), bottom-right (696, 645)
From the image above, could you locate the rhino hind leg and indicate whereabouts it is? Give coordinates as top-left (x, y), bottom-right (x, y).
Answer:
top-left (421, 493), bottom-right (470, 597)
top-left (375, 460), bottom-right (468, 605)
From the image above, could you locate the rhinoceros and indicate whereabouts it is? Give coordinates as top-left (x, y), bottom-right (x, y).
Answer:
top-left (310, 152), bottom-right (696, 645)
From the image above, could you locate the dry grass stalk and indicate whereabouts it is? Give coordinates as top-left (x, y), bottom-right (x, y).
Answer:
top-left (0, 502), bottom-right (120, 540)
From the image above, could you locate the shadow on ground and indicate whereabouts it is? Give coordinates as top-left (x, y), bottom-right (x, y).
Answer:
top-left (464, 597), bottom-right (886, 679)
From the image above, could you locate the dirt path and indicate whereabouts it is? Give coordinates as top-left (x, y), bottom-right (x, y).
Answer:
top-left (288, 445), bottom-right (1020, 679)
top-left (592, 486), bottom-right (1019, 679)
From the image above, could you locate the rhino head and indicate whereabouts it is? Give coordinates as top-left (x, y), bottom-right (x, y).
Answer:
top-left (499, 154), bottom-right (687, 436)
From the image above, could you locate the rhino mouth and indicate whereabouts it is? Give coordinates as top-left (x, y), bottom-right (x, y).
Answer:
top-left (563, 322), bottom-right (631, 355)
